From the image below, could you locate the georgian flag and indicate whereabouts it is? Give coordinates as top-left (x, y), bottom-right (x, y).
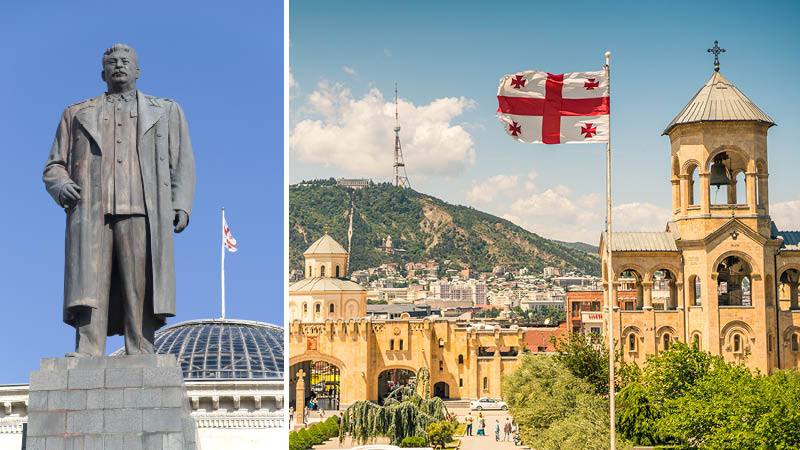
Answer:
top-left (223, 217), bottom-right (237, 252)
top-left (497, 70), bottom-right (609, 144)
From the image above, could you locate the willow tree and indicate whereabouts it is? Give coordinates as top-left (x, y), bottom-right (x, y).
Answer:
top-left (339, 367), bottom-right (449, 445)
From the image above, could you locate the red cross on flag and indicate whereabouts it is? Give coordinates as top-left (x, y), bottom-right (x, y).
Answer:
top-left (497, 70), bottom-right (609, 144)
top-left (223, 216), bottom-right (237, 252)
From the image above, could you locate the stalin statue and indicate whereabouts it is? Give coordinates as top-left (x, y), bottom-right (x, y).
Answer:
top-left (43, 44), bottom-right (196, 356)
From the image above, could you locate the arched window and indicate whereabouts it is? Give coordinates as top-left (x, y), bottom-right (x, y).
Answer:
top-left (688, 275), bottom-right (702, 306)
top-left (692, 334), bottom-right (700, 348)
top-left (303, 303), bottom-right (308, 313)
top-left (779, 269), bottom-right (800, 310)
top-left (687, 163), bottom-right (699, 206)
top-left (329, 304), bottom-right (335, 313)
top-left (653, 269), bottom-right (677, 310)
top-left (439, 360), bottom-right (443, 371)
top-left (735, 171), bottom-right (746, 204)
top-left (792, 333), bottom-right (799, 352)
top-left (733, 334), bottom-right (741, 353)
top-left (459, 378), bottom-right (463, 387)
top-left (458, 354), bottom-right (464, 364)
top-left (335, 265), bottom-right (340, 277)
top-left (628, 334), bottom-right (636, 351)
top-left (663, 334), bottom-right (670, 351)
top-left (483, 377), bottom-right (488, 390)
top-left (320, 265), bottom-right (325, 277)
top-left (315, 304), bottom-right (321, 313)
top-left (308, 266), bottom-right (313, 277)
top-left (717, 256), bottom-right (752, 306)
top-left (619, 269), bottom-right (644, 310)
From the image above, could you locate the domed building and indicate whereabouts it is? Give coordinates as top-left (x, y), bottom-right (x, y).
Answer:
top-left (289, 232), bottom-right (367, 322)
top-left (0, 318), bottom-right (285, 450)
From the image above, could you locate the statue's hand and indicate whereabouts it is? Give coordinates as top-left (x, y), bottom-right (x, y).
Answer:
top-left (173, 209), bottom-right (189, 233)
top-left (59, 182), bottom-right (81, 208)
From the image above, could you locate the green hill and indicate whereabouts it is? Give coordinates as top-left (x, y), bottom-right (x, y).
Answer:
top-left (289, 181), bottom-right (601, 276)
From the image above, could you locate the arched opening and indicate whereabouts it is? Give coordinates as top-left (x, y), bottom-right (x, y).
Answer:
top-left (779, 269), bottom-right (800, 310)
top-left (320, 265), bottom-right (326, 277)
top-left (653, 269), bottom-right (678, 310)
top-left (692, 333), bottom-right (701, 348)
top-left (303, 303), bottom-right (308, 313)
top-left (335, 265), bottom-right (340, 277)
top-left (687, 163), bottom-right (699, 206)
top-left (618, 269), bottom-right (643, 310)
top-left (792, 333), bottom-right (799, 352)
top-left (735, 171), bottom-right (746, 204)
top-left (377, 368), bottom-right (415, 403)
top-left (433, 381), bottom-right (450, 399)
top-left (290, 361), bottom-right (341, 412)
top-left (308, 265), bottom-right (313, 278)
top-left (733, 334), bottom-right (741, 353)
top-left (716, 256), bottom-right (752, 306)
top-left (329, 303), bottom-right (335, 314)
top-left (688, 275), bottom-right (702, 306)
top-left (482, 377), bottom-right (488, 391)
top-left (315, 304), bottom-right (321, 313)
top-left (628, 334), bottom-right (636, 352)
top-left (663, 334), bottom-right (671, 351)
top-left (458, 354), bottom-right (464, 364)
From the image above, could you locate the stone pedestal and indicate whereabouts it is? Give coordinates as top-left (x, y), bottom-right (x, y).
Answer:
top-left (25, 355), bottom-right (198, 450)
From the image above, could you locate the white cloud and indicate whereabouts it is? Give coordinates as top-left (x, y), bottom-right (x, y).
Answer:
top-left (467, 171), bottom-right (670, 243)
top-left (291, 82), bottom-right (477, 178)
top-left (342, 66), bottom-right (357, 76)
top-left (466, 174), bottom-right (519, 204)
top-left (289, 71), bottom-right (297, 89)
top-left (771, 199), bottom-right (800, 230)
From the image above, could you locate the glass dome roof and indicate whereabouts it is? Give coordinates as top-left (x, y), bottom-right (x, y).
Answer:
top-left (114, 319), bottom-right (284, 380)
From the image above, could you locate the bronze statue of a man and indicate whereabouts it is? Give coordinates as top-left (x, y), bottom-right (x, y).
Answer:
top-left (43, 44), bottom-right (196, 356)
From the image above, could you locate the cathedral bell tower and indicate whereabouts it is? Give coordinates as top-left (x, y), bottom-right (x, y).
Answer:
top-left (664, 69), bottom-right (775, 239)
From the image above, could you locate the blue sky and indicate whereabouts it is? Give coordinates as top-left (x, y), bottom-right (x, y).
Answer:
top-left (0, 1), bottom-right (283, 383)
top-left (289, 0), bottom-right (800, 244)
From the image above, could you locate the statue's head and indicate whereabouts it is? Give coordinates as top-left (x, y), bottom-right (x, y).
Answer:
top-left (101, 44), bottom-right (140, 91)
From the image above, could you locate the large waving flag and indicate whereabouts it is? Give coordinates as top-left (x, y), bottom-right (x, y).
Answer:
top-left (497, 70), bottom-right (609, 144)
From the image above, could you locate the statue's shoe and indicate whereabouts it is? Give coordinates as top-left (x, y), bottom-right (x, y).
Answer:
top-left (65, 351), bottom-right (93, 358)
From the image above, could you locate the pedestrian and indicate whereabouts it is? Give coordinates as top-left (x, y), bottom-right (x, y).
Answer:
top-left (465, 413), bottom-right (473, 436)
top-left (494, 419), bottom-right (500, 441)
top-left (479, 416), bottom-right (486, 436)
top-left (289, 406), bottom-right (294, 424)
top-left (503, 418), bottom-right (511, 441)
top-left (303, 406), bottom-right (309, 424)
top-left (319, 407), bottom-right (325, 419)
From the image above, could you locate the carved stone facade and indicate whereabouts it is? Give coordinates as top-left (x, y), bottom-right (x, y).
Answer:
top-left (289, 318), bottom-right (525, 407)
top-left (600, 71), bottom-right (800, 373)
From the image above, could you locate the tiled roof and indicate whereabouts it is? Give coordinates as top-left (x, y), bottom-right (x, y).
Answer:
top-left (304, 234), bottom-right (348, 255)
top-left (604, 232), bottom-right (678, 252)
top-left (289, 277), bottom-right (366, 292)
top-left (663, 71), bottom-right (775, 135)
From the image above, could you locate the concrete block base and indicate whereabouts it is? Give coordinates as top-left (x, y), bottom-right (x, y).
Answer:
top-left (26, 355), bottom-right (198, 450)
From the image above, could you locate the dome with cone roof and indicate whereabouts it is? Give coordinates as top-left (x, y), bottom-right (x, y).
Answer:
top-left (663, 71), bottom-right (775, 135)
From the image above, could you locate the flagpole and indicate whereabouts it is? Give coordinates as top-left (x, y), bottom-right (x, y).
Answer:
top-left (605, 50), bottom-right (616, 450)
top-left (221, 207), bottom-right (226, 319)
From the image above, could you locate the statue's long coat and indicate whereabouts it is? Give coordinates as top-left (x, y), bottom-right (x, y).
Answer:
top-left (43, 91), bottom-right (195, 335)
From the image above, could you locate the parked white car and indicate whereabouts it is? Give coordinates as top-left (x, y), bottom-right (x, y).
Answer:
top-left (469, 397), bottom-right (508, 411)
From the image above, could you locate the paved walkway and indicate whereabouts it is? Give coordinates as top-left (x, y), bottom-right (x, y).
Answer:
top-left (452, 408), bottom-right (524, 450)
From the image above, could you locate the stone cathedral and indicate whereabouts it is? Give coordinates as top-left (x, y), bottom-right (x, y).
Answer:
top-left (600, 61), bottom-right (800, 373)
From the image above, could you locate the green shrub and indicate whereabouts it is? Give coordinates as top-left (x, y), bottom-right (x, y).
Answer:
top-left (324, 416), bottom-right (339, 438)
top-left (308, 423), bottom-right (325, 444)
top-left (288, 431), bottom-right (302, 450)
top-left (400, 436), bottom-right (427, 448)
top-left (426, 421), bottom-right (456, 449)
top-left (297, 428), bottom-right (312, 449)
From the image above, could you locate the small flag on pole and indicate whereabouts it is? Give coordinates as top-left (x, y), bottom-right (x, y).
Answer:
top-left (497, 70), bottom-right (609, 144)
top-left (223, 216), bottom-right (237, 252)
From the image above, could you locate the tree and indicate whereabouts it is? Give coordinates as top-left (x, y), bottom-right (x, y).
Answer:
top-left (502, 354), bottom-right (631, 450)
top-left (426, 421), bottom-right (456, 449)
top-left (550, 332), bottom-right (610, 395)
top-left (338, 367), bottom-right (449, 445)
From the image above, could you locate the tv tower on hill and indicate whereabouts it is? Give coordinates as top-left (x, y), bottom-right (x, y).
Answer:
top-left (392, 84), bottom-right (411, 188)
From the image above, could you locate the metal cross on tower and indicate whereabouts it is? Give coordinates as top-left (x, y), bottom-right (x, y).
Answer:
top-left (392, 84), bottom-right (411, 188)
top-left (707, 40), bottom-right (726, 72)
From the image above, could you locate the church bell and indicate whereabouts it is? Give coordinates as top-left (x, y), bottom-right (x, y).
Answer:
top-left (709, 153), bottom-right (731, 187)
